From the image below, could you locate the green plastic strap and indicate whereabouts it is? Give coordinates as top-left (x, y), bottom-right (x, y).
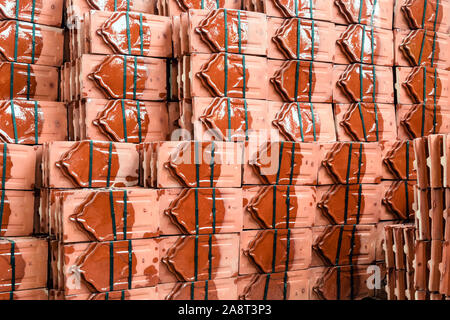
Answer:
top-left (433, 70), bottom-right (437, 134)
top-left (207, 234), bottom-right (213, 280)
top-left (126, 0), bottom-right (130, 11)
top-left (123, 191), bottom-right (128, 240)
top-left (272, 185), bottom-right (277, 229)
top-left (109, 241), bottom-right (114, 291)
top-left (1, 144), bottom-right (6, 190)
top-left (106, 141), bottom-right (112, 187)
top-left (418, 30), bottom-right (427, 65)
top-left (201, 0), bottom-right (204, 9)
top-left (343, 184), bottom-right (350, 223)
top-left (374, 103), bottom-right (379, 141)
top-left (345, 143), bottom-right (353, 184)
top-left (216, 0), bottom-right (219, 8)
top-left (31, 23), bottom-right (36, 64)
top-left (109, 190), bottom-right (118, 241)
top-left (310, 103), bottom-right (317, 141)
top-left (357, 143), bottom-right (363, 184)
top-left (271, 229), bottom-right (278, 273)
top-left (309, 0), bottom-right (313, 18)
top-left (370, 0), bottom-right (378, 27)
top-left (14, 21), bottom-right (19, 62)
top-left (431, 31), bottom-right (437, 67)
top-left (372, 65), bottom-right (376, 102)
top-left (132, 57), bottom-right (137, 100)
top-left (356, 184), bottom-right (363, 225)
top-left (263, 273), bottom-right (270, 300)
top-left (296, 18), bottom-right (301, 59)
top-left (308, 62), bottom-right (313, 102)
top-left (10, 101), bottom-right (18, 143)
top-left (433, 0), bottom-right (440, 32)
top-left (121, 290), bottom-right (125, 300)
top-left (288, 142), bottom-right (296, 185)
top-left (127, 240), bottom-right (132, 289)
top-left (285, 185), bottom-right (291, 228)
top-left (357, 102), bottom-right (368, 142)
top-left (275, 141), bottom-right (284, 184)
top-left (31, 0), bottom-right (36, 23)
top-left (370, 27), bottom-right (374, 64)
top-left (336, 266), bottom-right (341, 300)
top-left (335, 225), bottom-right (345, 265)
top-left (422, 0), bottom-right (428, 28)
top-left (210, 142), bottom-right (215, 187)
top-left (139, 14), bottom-right (144, 56)
top-left (195, 141), bottom-right (200, 187)
top-left (190, 282), bottom-right (195, 300)
top-left (136, 101), bottom-right (142, 143)
top-left (226, 98), bottom-right (232, 142)
top-left (242, 55), bottom-right (246, 98)
top-left (224, 53), bottom-right (228, 96)
top-left (284, 229), bottom-right (291, 273)
top-left (10, 240), bottom-right (15, 292)
top-left (126, 12), bottom-right (132, 55)
top-left (294, 61), bottom-right (299, 102)
top-left (296, 103), bottom-right (305, 142)
top-left (26, 64), bottom-right (31, 100)
top-left (224, 9), bottom-right (228, 52)
top-left (211, 189), bottom-right (216, 234)
top-left (361, 25), bottom-right (366, 63)
top-left (423, 66), bottom-right (427, 104)
top-left (194, 235), bottom-right (199, 281)
top-left (88, 140), bottom-right (93, 188)
top-left (204, 280), bottom-right (209, 300)
top-left (121, 100), bottom-right (128, 142)
top-left (311, 20), bottom-right (315, 60)
top-left (114, 0), bottom-right (117, 11)
top-left (123, 56), bottom-right (127, 98)
top-left (237, 10), bottom-right (242, 54)
top-left (34, 100), bottom-right (39, 144)
top-left (283, 229), bottom-right (291, 300)
top-left (195, 188), bottom-right (199, 235)
top-left (358, 0), bottom-right (363, 23)
top-left (105, 292), bottom-right (109, 300)
top-left (244, 100), bottom-right (249, 141)
top-left (15, 0), bottom-right (19, 19)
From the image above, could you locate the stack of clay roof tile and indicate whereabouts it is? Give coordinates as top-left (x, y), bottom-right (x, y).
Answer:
top-left (412, 134), bottom-right (450, 299)
top-left (383, 223), bottom-right (416, 299)
top-left (45, 0), bottom-right (176, 300)
top-left (0, 0), bottom-right (67, 301)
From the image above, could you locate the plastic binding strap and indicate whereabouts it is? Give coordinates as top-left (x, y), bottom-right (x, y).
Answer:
top-left (139, 14), bottom-right (144, 56)
top-left (9, 239), bottom-right (16, 298)
top-left (126, 12), bottom-right (132, 55)
top-left (275, 141), bottom-right (284, 184)
top-left (133, 57), bottom-right (138, 100)
top-left (272, 185), bottom-right (277, 228)
top-left (34, 101), bottom-right (39, 143)
top-left (210, 141), bottom-right (215, 188)
top-left (283, 229), bottom-right (291, 300)
top-left (127, 239), bottom-right (132, 289)
top-left (121, 100), bottom-right (128, 142)
top-left (357, 102), bottom-right (368, 142)
top-left (109, 190), bottom-right (118, 241)
top-left (123, 56), bottom-right (128, 98)
top-left (421, 0), bottom-right (428, 29)
top-left (430, 0), bottom-right (440, 67)
top-left (297, 102), bottom-right (305, 142)
top-left (226, 98), bottom-right (232, 142)
top-left (9, 101), bottom-right (18, 143)
top-left (405, 141), bottom-right (410, 214)
top-left (288, 142), bottom-right (296, 185)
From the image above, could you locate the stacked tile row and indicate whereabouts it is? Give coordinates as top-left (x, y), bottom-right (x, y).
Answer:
top-left (0, 0), bottom-right (67, 300)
